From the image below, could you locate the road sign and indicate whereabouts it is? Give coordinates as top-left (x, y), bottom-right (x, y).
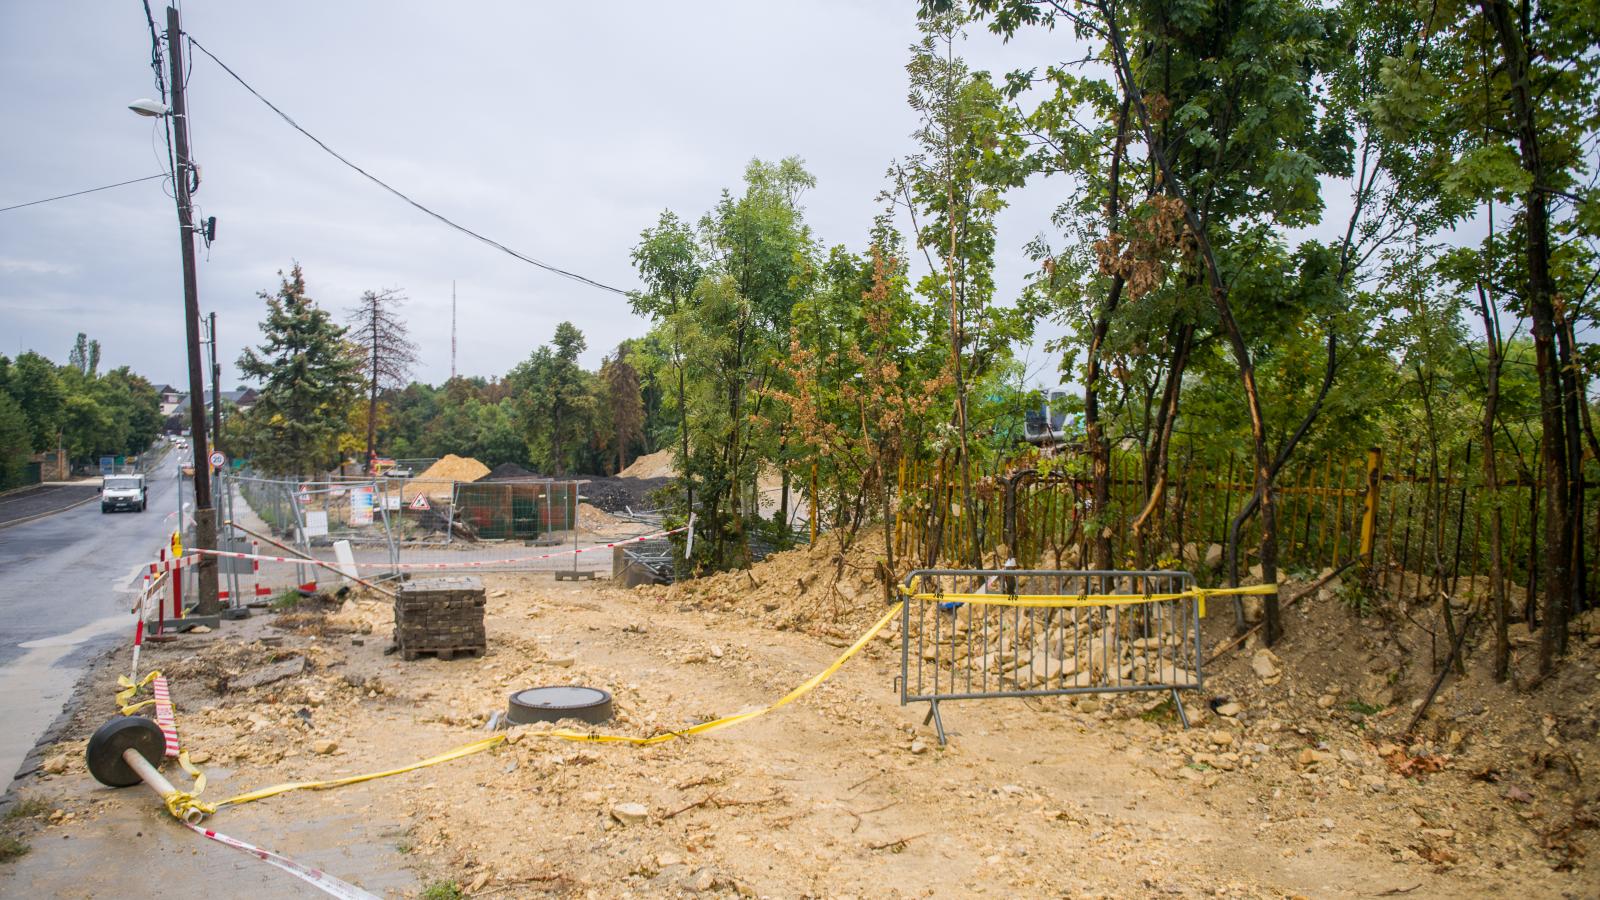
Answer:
top-left (209, 451), bottom-right (226, 468)
top-left (409, 494), bottom-right (431, 511)
top-left (349, 485), bottom-right (375, 526)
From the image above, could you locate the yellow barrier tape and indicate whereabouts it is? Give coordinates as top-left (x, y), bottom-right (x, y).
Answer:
top-left (199, 735), bottom-right (508, 814)
top-left (896, 583), bottom-right (1282, 618)
top-left (115, 670), bottom-right (161, 715)
top-left (520, 600), bottom-right (904, 745)
top-left (156, 602), bottom-right (906, 819)
top-left (132, 575), bottom-right (1271, 824)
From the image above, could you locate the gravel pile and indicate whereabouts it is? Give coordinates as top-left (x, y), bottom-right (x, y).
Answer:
top-left (577, 476), bottom-right (671, 513)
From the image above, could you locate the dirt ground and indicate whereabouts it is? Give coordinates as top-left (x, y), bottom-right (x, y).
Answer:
top-left (3, 540), bottom-right (1598, 898)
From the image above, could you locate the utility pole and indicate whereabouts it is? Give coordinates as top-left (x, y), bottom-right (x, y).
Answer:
top-left (208, 312), bottom-right (223, 453)
top-left (167, 4), bottom-right (220, 614)
top-left (450, 280), bottom-right (457, 383)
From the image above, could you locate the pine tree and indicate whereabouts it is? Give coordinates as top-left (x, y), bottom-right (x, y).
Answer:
top-left (236, 264), bottom-right (364, 476)
top-left (511, 322), bottom-right (593, 476)
top-left (601, 345), bottom-right (645, 474)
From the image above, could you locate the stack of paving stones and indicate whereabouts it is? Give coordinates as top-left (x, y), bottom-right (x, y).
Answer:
top-left (394, 576), bottom-right (487, 660)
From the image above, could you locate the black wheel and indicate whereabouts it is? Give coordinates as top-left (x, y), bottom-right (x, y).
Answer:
top-left (85, 716), bottom-right (165, 787)
top-left (101, 504), bottom-right (110, 514)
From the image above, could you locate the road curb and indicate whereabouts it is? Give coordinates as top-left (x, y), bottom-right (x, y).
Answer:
top-left (0, 492), bottom-right (99, 531)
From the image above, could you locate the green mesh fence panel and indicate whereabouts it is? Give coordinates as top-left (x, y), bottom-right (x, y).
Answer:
top-left (452, 481), bottom-right (578, 540)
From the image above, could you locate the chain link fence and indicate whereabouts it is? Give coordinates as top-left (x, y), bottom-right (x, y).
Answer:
top-left (220, 470), bottom-right (652, 593)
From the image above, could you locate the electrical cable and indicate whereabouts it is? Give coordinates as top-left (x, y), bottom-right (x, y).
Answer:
top-left (0, 175), bottom-right (169, 214)
top-left (185, 36), bottom-right (632, 297)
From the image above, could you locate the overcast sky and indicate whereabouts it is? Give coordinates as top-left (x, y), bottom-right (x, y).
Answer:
top-left (1, 1), bottom-right (1099, 391)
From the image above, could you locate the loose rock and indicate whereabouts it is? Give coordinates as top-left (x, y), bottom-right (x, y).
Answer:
top-left (610, 802), bottom-right (649, 826)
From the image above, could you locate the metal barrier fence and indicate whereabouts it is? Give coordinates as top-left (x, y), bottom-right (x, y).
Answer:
top-left (897, 568), bottom-right (1202, 744)
top-left (220, 469), bottom-right (656, 590)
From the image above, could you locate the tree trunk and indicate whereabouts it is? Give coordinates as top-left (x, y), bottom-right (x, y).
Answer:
top-left (366, 304), bottom-right (379, 468)
top-left (1481, 0), bottom-right (1573, 674)
top-left (1133, 323), bottom-right (1194, 567)
top-left (1477, 283), bottom-right (1511, 681)
top-left (1085, 97), bottom-right (1132, 572)
top-left (948, 183), bottom-right (980, 567)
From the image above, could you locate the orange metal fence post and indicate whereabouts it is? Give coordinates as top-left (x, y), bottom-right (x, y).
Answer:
top-left (1360, 447), bottom-right (1383, 567)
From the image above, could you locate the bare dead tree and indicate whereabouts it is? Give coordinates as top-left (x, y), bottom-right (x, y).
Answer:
top-left (345, 288), bottom-right (419, 468)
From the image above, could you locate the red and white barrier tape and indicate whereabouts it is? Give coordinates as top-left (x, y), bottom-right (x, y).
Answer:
top-left (183, 823), bottom-right (379, 900)
top-left (150, 525), bottom-right (687, 573)
top-left (152, 676), bottom-right (179, 758)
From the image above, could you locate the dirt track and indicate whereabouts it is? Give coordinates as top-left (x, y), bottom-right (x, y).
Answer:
top-left (3, 557), bottom-right (1596, 897)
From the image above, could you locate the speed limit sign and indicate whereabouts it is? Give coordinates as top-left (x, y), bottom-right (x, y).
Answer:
top-left (210, 450), bottom-right (226, 468)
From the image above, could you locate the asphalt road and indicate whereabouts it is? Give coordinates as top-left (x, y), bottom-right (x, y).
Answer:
top-left (0, 453), bottom-right (184, 782)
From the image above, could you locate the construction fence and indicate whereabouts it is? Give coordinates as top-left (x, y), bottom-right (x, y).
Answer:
top-left (894, 444), bottom-right (1600, 608)
top-left (218, 469), bottom-right (625, 595)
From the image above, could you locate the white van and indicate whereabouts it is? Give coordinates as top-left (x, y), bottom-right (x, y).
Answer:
top-left (102, 474), bottom-right (148, 513)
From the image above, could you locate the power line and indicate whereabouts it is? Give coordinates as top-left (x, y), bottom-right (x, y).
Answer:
top-left (0, 174), bottom-right (167, 214)
top-left (185, 36), bottom-right (632, 297)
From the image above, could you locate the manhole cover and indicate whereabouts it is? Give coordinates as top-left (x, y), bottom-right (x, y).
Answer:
top-left (507, 685), bottom-right (614, 725)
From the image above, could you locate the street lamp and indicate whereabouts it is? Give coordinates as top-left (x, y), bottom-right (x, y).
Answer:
top-left (127, 98), bottom-right (171, 117)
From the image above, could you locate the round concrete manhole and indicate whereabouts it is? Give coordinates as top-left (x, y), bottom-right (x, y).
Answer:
top-left (507, 686), bottom-right (614, 725)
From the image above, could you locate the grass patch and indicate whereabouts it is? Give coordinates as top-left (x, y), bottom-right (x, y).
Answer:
top-left (1338, 583), bottom-right (1374, 617)
top-left (3, 796), bottom-right (50, 821)
top-left (1346, 699), bottom-right (1385, 716)
top-left (420, 882), bottom-right (462, 900)
top-left (269, 590), bottom-right (301, 610)
top-left (0, 834), bottom-right (29, 862)
top-left (1139, 697), bottom-right (1176, 723)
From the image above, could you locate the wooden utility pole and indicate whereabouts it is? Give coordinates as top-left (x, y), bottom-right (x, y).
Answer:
top-left (166, 4), bottom-right (220, 614)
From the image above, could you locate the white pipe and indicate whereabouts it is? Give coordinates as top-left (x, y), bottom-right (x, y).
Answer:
top-left (122, 748), bottom-right (204, 824)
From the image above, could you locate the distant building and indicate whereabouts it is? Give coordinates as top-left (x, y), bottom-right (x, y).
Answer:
top-left (156, 384), bottom-right (185, 417)
top-left (204, 388), bottom-right (258, 413)
top-left (165, 388), bottom-right (259, 416)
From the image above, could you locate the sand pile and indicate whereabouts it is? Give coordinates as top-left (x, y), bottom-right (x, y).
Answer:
top-left (403, 454), bottom-right (490, 502)
top-left (638, 530), bottom-right (897, 638)
top-left (415, 454), bottom-right (490, 483)
top-left (575, 501), bottom-right (623, 530)
top-left (618, 449), bottom-right (676, 479)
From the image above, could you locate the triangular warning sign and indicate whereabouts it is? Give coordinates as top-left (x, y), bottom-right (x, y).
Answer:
top-left (409, 494), bottom-right (431, 511)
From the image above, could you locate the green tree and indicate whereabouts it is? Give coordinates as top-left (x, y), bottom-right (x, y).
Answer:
top-left (235, 264), bottom-right (364, 475)
top-left (1372, 0), bottom-right (1599, 674)
top-left (8, 352), bottom-right (65, 452)
top-left (511, 322), bottom-right (593, 476)
top-left (682, 158), bottom-right (817, 570)
top-left (896, 11), bottom-right (1029, 564)
top-left (67, 333), bottom-right (100, 378)
top-left (0, 392), bottom-right (31, 489)
top-left (631, 211), bottom-right (703, 506)
top-left (954, 0), bottom-right (1360, 642)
